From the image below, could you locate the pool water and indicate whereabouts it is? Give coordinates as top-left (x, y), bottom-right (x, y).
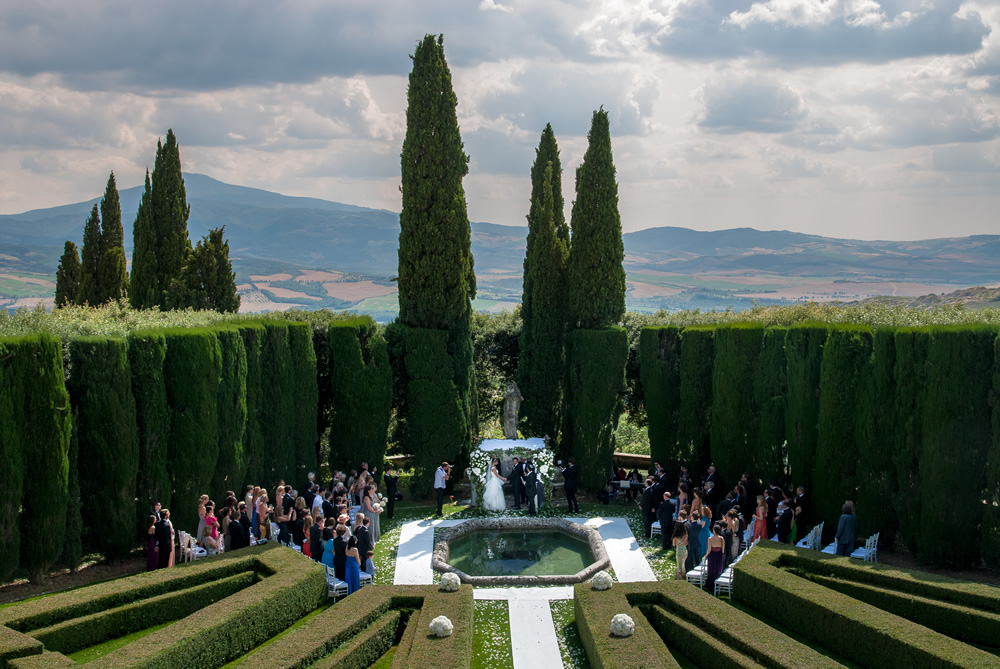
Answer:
top-left (447, 530), bottom-right (594, 577)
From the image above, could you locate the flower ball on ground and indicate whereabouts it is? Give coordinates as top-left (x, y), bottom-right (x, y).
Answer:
top-left (610, 613), bottom-right (635, 637)
top-left (440, 572), bottom-right (461, 592)
top-left (430, 615), bottom-right (454, 637)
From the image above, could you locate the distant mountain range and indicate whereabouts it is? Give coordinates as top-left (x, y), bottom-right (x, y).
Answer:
top-left (2, 173), bottom-right (999, 315)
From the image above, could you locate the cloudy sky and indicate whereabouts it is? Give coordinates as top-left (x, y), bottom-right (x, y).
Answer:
top-left (1, 0), bottom-right (998, 239)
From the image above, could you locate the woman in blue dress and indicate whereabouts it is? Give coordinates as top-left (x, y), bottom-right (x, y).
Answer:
top-left (320, 528), bottom-right (335, 568)
top-left (344, 535), bottom-right (362, 594)
top-left (699, 506), bottom-right (712, 563)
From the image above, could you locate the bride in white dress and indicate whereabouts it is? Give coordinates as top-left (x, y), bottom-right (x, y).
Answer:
top-left (483, 457), bottom-right (507, 512)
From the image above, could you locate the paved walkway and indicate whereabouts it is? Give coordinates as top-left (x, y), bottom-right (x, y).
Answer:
top-left (568, 516), bottom-right (657, 582)
top-left (393, 518), bottom-right (464, 585)
top-left (509, 598), bottom-right (565, 669)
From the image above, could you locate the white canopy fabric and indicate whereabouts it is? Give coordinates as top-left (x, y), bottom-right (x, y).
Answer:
top-left (477, 437), bottom-right (546, 452)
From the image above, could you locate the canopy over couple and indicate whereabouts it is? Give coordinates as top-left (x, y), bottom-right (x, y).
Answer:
top-left (483, 456), bottom-right (543, 515)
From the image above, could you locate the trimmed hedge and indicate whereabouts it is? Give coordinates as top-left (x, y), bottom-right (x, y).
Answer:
top-left (710, 324), bottom-right (765, 476)
top-left (213, 327), bottom-right (247, 495)
top-left (985, 333), bottom-right (1000, 569)
top-left (734, 543), bottom-right (1000, 668)
top-left (129, 332), bottom-right (171, 530)
top-left (238, 323), bottom-right (266, 487)
top-left (68, 337), bottom-right (139, 562)
top-left (0, 337), bottom-right (25, 582)
top-left (754, 326), bottom-right (787, 477)
top-left (638, 327), bottom-right (681, 468)
top-left (574, 582), bottom-right (677, 669)
top-left (643, 606), bottom-right (761, 669)
top-left (856, 328), bottom-right (898, 545)
top-left (784, 324), bottom-right (827, 492)
top-left (311, 610), bottom-right (402, 669)
top-left (163, 329), bottom-right (221, 530)
top-left (327, 317), bottom-right (392, 475)
top-left (891, 327), bottom-right (930, 554)
top-left (566, 327), bottom-right (628, 491)
top-left (261, 322), bottom-right (296, 487)
top-left (289, 322), bottom-right (319, 485)
top-left (675, 326), bottom-right (714, 473)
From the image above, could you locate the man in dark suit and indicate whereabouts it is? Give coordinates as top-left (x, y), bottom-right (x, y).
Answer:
top-left (355, 517), bottom-right (373, 558)
top-left (383, 469), bottom-right (400, 519)
top-left (704, 480), bottom-right (720, 510)
top-left (716, 491), bottom-right (736, 521)
top-left (640, 478), bottom-right (658, 539)
top-left (154, 513), bottom-right (172, 569)
top-left (229, 509), bottom-right (250, 550)
top-left (523, 463), bottom-right (538, 516)
top-left (561, 458), bottom-right (579, 513)
top-left (321, 491), bottom-right (337, 521)
top-left (794, 486), bottom-right (810, 530)
top-left (764, 488), bottom-right (778, 539)
top-left (656, 491), bottom-right (676, 550)
top-left (776, 501), bottom-right (795, 544)
top-left (511, 457), bottom-right (525, 510)
top-left (704, 465), bottom-right (720, 490)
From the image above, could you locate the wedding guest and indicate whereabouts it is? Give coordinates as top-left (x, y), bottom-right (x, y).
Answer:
top-left (752, 495), bottom-right (768, 542)
top-left (310, 512), bottom-right (323, 563)
top-left (333, 525), bottom-right (348, 580)
top-left (364, 550), bottom-right (376, 579)
top-left (146, 515), bottom-right (158, 572)
top-left (383, 468), bottom-right (400, 519)
top-left (355, 516), bottom-right (373, 560)
top-left (434, 462), bottom-right (451, 517)
top-left (835, 500), bottom-right (858, 556)
top-left (640, 478), bottom-right (658, 539)
top-left (345, 536), bottom-right (362, 594)
top-left (561, 458), bottom-right (579, 513)
top-left (687, 510), bottom-right (703, 571)
top-left (673, 515), bottom-right (689, 580)
top-left (657, 492), bottom-right (675, 550)
top-left (321, 528), bottom-right (335, 569)
top-left (363, 483), bottom-right (382, 542)
top-left (154, 510), bottom-right (173, 570)
top-left (229, 509), bottom-right (250, 551)
top-left (704, 523), bottom-right (726, 589)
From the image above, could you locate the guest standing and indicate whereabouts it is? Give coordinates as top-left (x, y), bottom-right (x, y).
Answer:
top-left (434, 462), bottom-right (450, 517)
top-left (835, 501), bottom-right (858, 556)
top-left (333, 525), bottom-right (348, 580)
top-left (561, 459), bottom-right (579, 513)
top-left (363, 484), bottom-right (382, 542)
top-left (704, 523), bottom-right (726, 590)
top-left (345, 536), bottom-right (362, 594)
top-left (154, 511), bottom-right (173, 569)
top-left (321, 528), bottom-right (335, 569)
top-left (672, 519), bottom-right (688, 580)
top-left (146, 515), bottom-right (158, 572)
top-left (383, 469), bottom-right (400, 519)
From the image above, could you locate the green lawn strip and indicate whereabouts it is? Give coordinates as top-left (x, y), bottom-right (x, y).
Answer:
top-left (219, 603), bottom-right (331, 667)
top-left (641, 605), bottom-right (758, 669)
top-left (550, 599), bottom-right (591, 669)
top-left (311, 610), bottom-right (403, 669)
top-left (371, 645), bottom-right (398, 669)
top-left (66, 621), bottom-right (174, 663)
top-left (472, 600), bottom-right (512, 669)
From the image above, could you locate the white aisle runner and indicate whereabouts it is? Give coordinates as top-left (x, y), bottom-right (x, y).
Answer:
top-left (508, 599), bottom-right (565, 669)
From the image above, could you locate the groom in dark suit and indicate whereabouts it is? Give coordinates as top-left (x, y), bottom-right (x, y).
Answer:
top-left (561, 458), bottom-right (579, 513)
top-left (523, 463), bottom-right (538, 516)
top-left (511, 457), bottom-right (525, 510)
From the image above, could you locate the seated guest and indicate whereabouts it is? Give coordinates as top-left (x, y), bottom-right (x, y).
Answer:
top-left (200, 523), bottom-right (219, 556)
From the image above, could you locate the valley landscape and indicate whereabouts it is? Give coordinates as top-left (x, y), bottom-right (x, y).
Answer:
top-left (2, 173), bottom-right (999, 319)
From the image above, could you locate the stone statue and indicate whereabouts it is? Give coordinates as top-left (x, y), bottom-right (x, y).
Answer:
top-left (503, 381), bottom-right (523, 439)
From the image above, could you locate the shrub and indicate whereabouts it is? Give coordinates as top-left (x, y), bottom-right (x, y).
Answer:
top-left (565, 327), bottom-right (628, 491)
top-left (573, 582), bottom-right (678, 669)
top-left (710, 324), bottom-right (765, 476)
top-left (783, 324), bottom-right (827, 493)
top-left (260, 322), bottom-right (295, 487)
top-left (0, 337), bottom-right (24, 582)
top-left (63, 417), bottom-right (83, 572)
top-left (754, 326), bottom-right (787, 479)
top-left (891, 327), bottom-right (930, 553)
top-left (289, 322), bottom-right (319, 485)
top-left (163, 328), bottom-right (221, 530)
top-left (129, 332), bottom-right (171, 529)
top-left (213, 327), bottom-right (248, 495)
top-left (311, 610), bottom-right (402, 669)
top-left (327, 317), bottom-right (392, 475)
top-left (676, 326), bottom-right (715, 473)
top-left (238, 323), bottom-right (266, 487)
top-left (638, 327), bottom-right (681, 468)
top-left (68, 336), bottom-right (140, 561)
top-left (984, 334), bottom-right (1000, 569)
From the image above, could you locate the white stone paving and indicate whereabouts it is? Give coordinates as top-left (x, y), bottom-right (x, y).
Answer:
top-left (568, 517), bottom-right (657, 582)
top-left (393, 518), bottom-right (464, 585)
top-left (509, 599), bottom-right (565, 669)
top-left (473, 586), bottom-right (574, 600)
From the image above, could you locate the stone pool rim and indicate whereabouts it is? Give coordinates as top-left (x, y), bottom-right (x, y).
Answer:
top-left (432, 517), bottom-right (611, 586)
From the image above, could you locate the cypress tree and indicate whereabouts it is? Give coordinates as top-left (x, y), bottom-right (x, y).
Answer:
top-left (98, 172), bottom-right (129, 302)
top-left (64, 414), bottom-right (83, 571)
top-left (69, 337), bottom-right (139, 562)
top-left (518, 128), bottom-right (569, 441)
top-left (78, 204), bottom-right (102, 305)
top-left (260, 322), bottom-right (295, 487)
top-left (710, 324), bottom-right (764, 476)
top-left (238, 324), bottom-right (266, 487)
top-left (892, 327), bottom-right (930, 553)
top-left (289, 323), bottom-right (318, 484)
top-left (784, 324), bottom-right (827, 492)
top-left (129, 332), bottom-right (171, 530)
top-left (55, 241), bottom-right (82, 307)
top-left (676, 326), bottom-right (715, 474)
top-left (639, 326), bottom-right (681, 468)
top-left (394, 35), bottom-right (477, 490)
top-left (130, 171), bottom-right (157, 309)
top-left (169, 227), bottom-right (240, 312)
top-left (983, 333), bottom-right (1000, 569)
top-left (213, 327), bottom-right (248, 495)
top-left (754, 326), bottom-right (787, 479)
top-left (0, 337), bottom-right (23, 582)
top-left (566, 109), bottom-right (626, 330)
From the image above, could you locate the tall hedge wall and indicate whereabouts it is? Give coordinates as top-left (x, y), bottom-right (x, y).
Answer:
top-left (710, 324), bottom-right (764, 476)
top-left (638, 326), bottom-right (681, 467)
top-left (129, 332), bottom-right (171, 528)
top-left (0, 337), bottom-right (24, 582)
top-left (754, 326), bottom-right (787, 478)
top-left (984, 334), bottom-right (1000, 569)
top-left (676, 326), bottom-right (714, 473)
top-left (16, 334), bottom-right (72, 583)
top-left (289, 322), bottom-right (318, 485)
top-left (163, 329), bottom-right (221, 531)
top-left (238, 323), bottom-right (266, 488)
top-left (892, 327), bottom-right (930, 554)
top-left (566, 327), bottom-right (628, 491)
top-left (213, 327), bottom-right (247, 495)
top-left (261, 322), bottom-right (295, 488)
top-left (784, 324), bottom-right (827, 492)
top-left (917, 326), bottom-right (994, 567)
top-left (327, 317), bottom-right (392, 475)
top-left (68, 337), bottom-right (139, 562)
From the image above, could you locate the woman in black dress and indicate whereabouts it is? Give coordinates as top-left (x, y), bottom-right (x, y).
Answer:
top-left (333, 524), bottom-right (348, 581)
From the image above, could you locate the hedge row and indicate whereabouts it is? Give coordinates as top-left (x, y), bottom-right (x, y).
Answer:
top-left (2, 544), bottom-right (324, 669)
top-left (235, 584), bottom-right (473, 669)
top-left (733, 544), bottom-right (1000, 668)
top-left (641, 322), bottom-right (1000, 566)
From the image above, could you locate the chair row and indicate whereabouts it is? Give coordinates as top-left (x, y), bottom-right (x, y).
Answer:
top-left (795, 521), bottom-right (824, 551)
top-left (686, 537), bottom-right (760, 594)
top-left (325, 565), bottom-right (374, 599)
top-left (821, 531), bottom-right (879, 562)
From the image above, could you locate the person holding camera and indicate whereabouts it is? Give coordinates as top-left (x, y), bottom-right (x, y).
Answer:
top-left (434, 462), bottom-right (451, 517)
top-left (560, 458), bottom-right (579, 513)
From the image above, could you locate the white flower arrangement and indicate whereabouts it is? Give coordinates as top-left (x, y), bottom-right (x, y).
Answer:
top-left (440, 572), bottom-right (461, 592)
top-left (591, 570), bottom-right (613, 591)
top-left (372, 502), bottom-right (382, 513)
top-left (471, 467), bottom-right (482, 477)
top-left (430, 615), bottom-right (454, 637)
top-left (610, 613), bottom-right (635, 637)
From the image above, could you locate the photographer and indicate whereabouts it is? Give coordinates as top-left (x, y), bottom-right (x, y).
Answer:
top-left (434, 461), bottom-right (451, 517)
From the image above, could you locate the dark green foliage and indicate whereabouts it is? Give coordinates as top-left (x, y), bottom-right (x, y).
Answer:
top-left (471, 310), bottom-right (520, 434)
top-left (390, 324), bottom-right (468, 497)
top-left (397, 34), bottom-right (475, 331)
top-left (63, 416), bottom-right (83, 572)
top-left (129, 171), bottom-right (156, 309)
top-left (163, 328), bottom-right (220, 530)
top-left (519, 128), bottom-right (569, 441)
top-left (55, 241), bottom-right (81, 308)
top-left (676, 326), bottom-right (715, 473)
top-left (813, 325), bottom-right (872, 533)
top-left (16, 334), bottom-right (72, 583)
top-left (784, 324), bottom-right (828, 492)
top-left (639, 327), bottom-right (681, 467)
top-left (0, 338), bottom-right (24, 581)
top-left (917, 326), bottom-right (994, 567)
top-left (78, 205), bottom-right (102, 306)
top-left (260, 322), bottom-right (295, 487)
top-left (892, 327), bottom-right (930, 553)
top-left (289, 322), bottom-right (318, 484)
top-left (129, 332), bottom-right (171, 526)
top-left (754, 327), bottom-right (787, 479)
top-left (856, 328), bottom-right (899, 545)
top-left (167, 227), bottom-right (240, 312)
top-left (985, 334), bottom-right (1000, 569)
top-left (710, 324), bottom-right (765, 476)
top-left (565, 327), bottom-right (628, 491)
top-left (213, 327), bottom-right (247, 495)
top-left (98, 172), bottom-right (129, 302)
top-left (238, 323), bottom-right (266, 486)
top-left (68, 337), bottom-right (139, 562)
top-left (328, 318), bottom-right (392, 474)
top-left (566, 109), bottom-right (626, 330)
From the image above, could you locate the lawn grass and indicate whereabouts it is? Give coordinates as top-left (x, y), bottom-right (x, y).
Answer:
top-left (370, 645), bottom-right (398, 668)
top-left (472, 599), bottom-right (513, 669)
top-left (67, 620), bottom-right (175, 663)
top-left (550, 599), bottom-right (591, 669)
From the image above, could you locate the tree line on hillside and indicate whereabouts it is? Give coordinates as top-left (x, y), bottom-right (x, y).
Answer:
top-left (55, 130), bottom-right (239, 313)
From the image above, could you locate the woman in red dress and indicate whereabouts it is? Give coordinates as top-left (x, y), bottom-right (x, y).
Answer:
top-left (751, 495), bottom-right (768, 542)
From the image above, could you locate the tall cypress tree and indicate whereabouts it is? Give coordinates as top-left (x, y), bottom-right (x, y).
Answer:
top-left (78, 204), bottom-right (102, 306)
top-left (566, 108), bottom-right (626, 330)
top-left (55, 241), bottom-right (82, 307)
top-left (168, 227), bottom-right (240, 312)
top-left (98, 172), bottom-right (129, 302)
top-left (518, 126), bottom-right (569, 441)
top-left (393, 34), bottom-right (477, 491)
top-left (130, 171), bottom-right (157, 309)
